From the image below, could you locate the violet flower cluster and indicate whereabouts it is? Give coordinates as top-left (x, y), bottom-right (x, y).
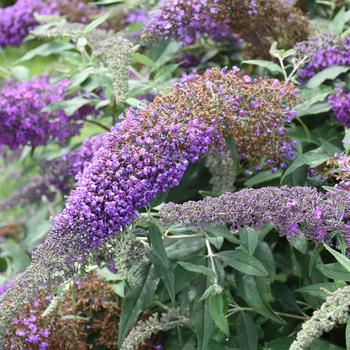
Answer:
top-left (160, 186), bottom-right (350, 247)
top-left (295, 33), bottom-right (350, 82)
top-left (50, 67), bottom-right (298, 248)
top-left (328, 88), bottom-right (350, 128)
top-left (144, 0), bottom-right (237, 45)
top-left (10, 300), bottom-right (51, 350)
top-left (0, 76), bottom-right (94, 150)
top-left (123, 8), bottom-right (148, 27)
top-left (0, 68), bottom-right (298, 340)
top-left (0, 0), bottom-right (105, 47)
top-left (0, 0), bottom-right (57, 47)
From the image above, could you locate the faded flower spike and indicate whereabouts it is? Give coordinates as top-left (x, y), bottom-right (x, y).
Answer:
top-left (144, 0), bottom-right (308, 58)
top-left (160, 186), bottom-right (350, 246)
top-left (205, 151), bottom-right (237, 193)
top-left (0, 68), bottom-right (297, 340)
top-left (0, 76), bottom-right (95, 150)
top-left (290, 286), bottom-right (350, 350)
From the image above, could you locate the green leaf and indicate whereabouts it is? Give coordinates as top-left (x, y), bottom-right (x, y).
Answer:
top-left (267, 337), bottom-right (293, 350)
top-left (0, 239), bottom-right (30, 273)
top-left (306, 66), bottom-right (350, 89)
top-left (209, 293), bottom-right (229, 336)
top-left (202, 223), bottom-right (240, 245)
top-left (191, 273), bottom-right (215, 350)
top-left (308, 245), bottom-right (324, 277)
top-left (69, 67), bottom-right (94, 88)
top-left (132, 53), bottom-right (156, 68)
top-left (153, 64), bottom-right (179, 83)
top-left (217, 250), bottom-right (269, 277)
top-left (346, 318), bottom-right (350, 350)
top-left (206, 235), bottom-right (224, 250)
top-left (123, 22), bottom-right (144, 33)
top-left (289, 235), bottom-right (308, 254)
top-left (178, 261), bottom-right (216, 278)
top-left (111, 282), bottom-right (125, 297)
top-left (239, 276), bottom-right (285, 324)
top-left (47, 96), bottom-right (92, 116)
top-left (84, 11), bottom-right (110, 33)
top-left (151, 254), bottom-right (175, 304)
top-left (296, 102), bottom-right (332, 117)
top-left (297, 282), bottom-right (346, 299)
top-left (9, 66), bottom-right (29, 81)
top-left (296, 85), bottom-right (333, 117)
top-left (166, 237), bottom-right (206, 260)
top-left (236, 313), bottom-right (258, 350)
top-left (309, 339), bottom-right (346, 350)
top-left (240, 227), bottom-right (259, 255)
top-left (244, 170), bottom-right (282, 187)
top-left (329, 7), bottom-right (350, 34)
top-left (325, 244), bottom-right (350, 273)
top-left (148, 222), bottom-right (175, 303)
top-left (198, 285), bottom-right (216, 302)
top-left (148, 222), bottom-right (169, 268)
top-left (242, 59), bottom-right (283, 74)
top-left (254, 241), bottom-right (276, 277)
top-left (153, 41), bottom-right (181, 68)
top-left (317, 262), bottom-right (350, 281)
top-left (118, 264), bottom-right (159, 348)
top-left (125, 97), bottom-right (147, 109)
top-left (281, 148), bottom-right (330, 182)
top-left (18, 42), bottom-right (74, 62)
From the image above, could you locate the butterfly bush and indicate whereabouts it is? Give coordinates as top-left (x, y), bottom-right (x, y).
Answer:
top-left (0, 76), bottom-right (95, 150)
top-left (0, 0), bottom-right (104, 47)
top-left (0, 67), bottom-right (297, 339)
top-left (295, 33), bottom-right (350, 82)
top-left (160, 186), bottom-right (350, 246)
top-left (144, 0), bottom-right (308, 57)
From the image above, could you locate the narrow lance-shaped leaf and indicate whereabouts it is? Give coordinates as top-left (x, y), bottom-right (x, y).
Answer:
top-left (118, 263), bottom-right (159, 348)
